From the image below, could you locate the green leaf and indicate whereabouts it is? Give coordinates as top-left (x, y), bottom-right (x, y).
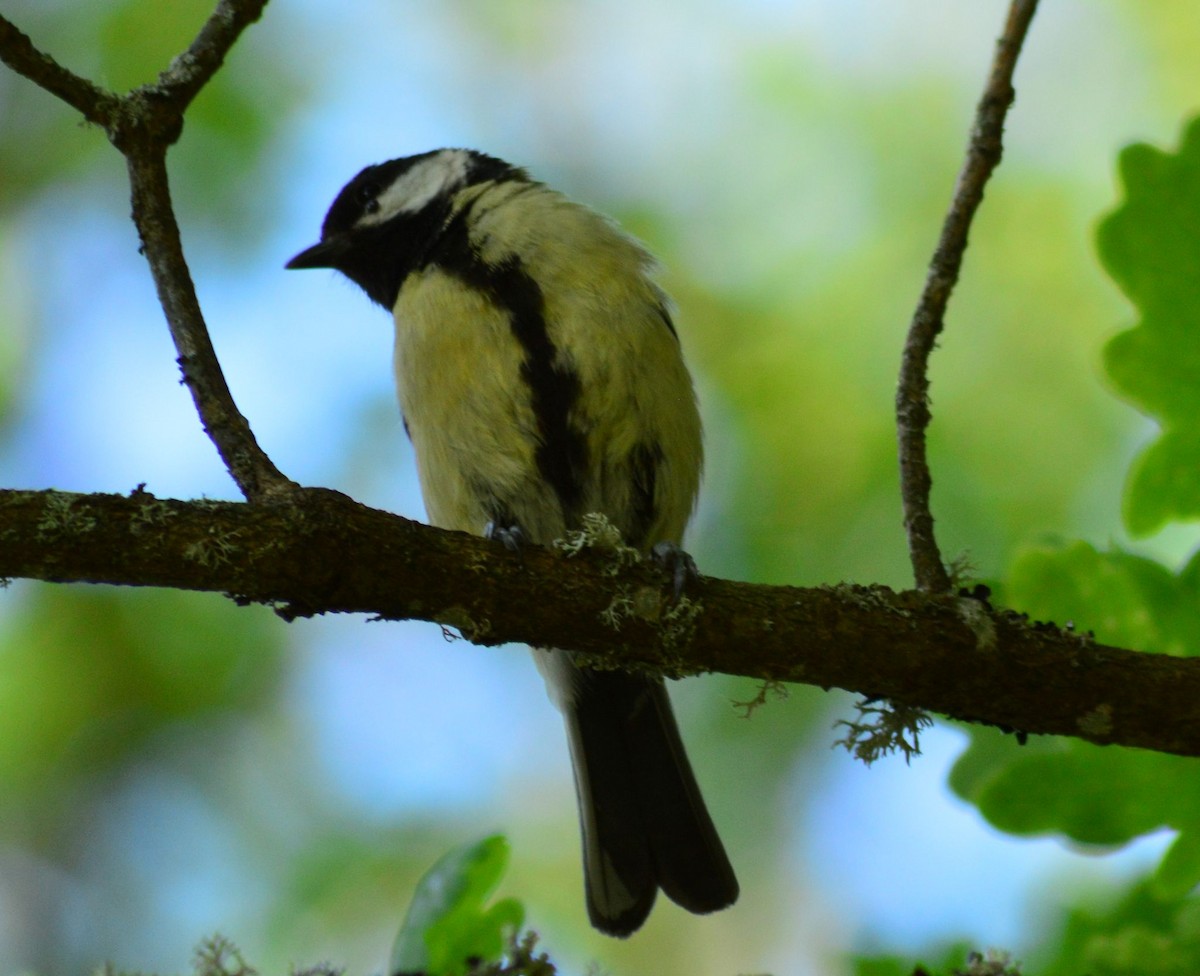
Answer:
top-left (1097, 116), bottom-right (1200, 535)
top-left (965, 744), bottom-right (1176, 845)
top-left (389, 834), bottom-right (524, 976)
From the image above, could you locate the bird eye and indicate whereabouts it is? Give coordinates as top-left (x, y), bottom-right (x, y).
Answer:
top-left (357, 182), bottom-right (382, 215)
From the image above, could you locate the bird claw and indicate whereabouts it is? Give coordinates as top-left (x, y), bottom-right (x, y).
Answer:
top-left (651, 541), bottom-right (700, 603)
top-left (485, 521), bottom-right (527, 564)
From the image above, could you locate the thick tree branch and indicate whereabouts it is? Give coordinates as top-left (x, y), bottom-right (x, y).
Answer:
top-left (896, 0), bottom-right (1040, 592)
top-left (3, 487), bottom-right (1199, 760)
top-left (0, 3), bottom-right (291, 502)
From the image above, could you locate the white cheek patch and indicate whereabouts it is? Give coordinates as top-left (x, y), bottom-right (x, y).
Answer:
top-left (357, 149), bottom-right (471, 227)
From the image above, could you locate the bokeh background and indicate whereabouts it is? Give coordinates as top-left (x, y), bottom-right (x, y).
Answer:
top-left (1, 1), bottom-right (1199, 973)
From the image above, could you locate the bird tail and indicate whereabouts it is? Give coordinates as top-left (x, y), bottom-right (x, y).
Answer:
top-left (554, 659), bottom-right (739, 937)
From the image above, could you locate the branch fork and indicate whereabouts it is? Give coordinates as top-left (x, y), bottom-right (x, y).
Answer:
top-left (0, 0), bottom-right (287, 502)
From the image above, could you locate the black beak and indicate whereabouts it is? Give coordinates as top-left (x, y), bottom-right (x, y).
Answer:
top-left (285, 237), bottom-right (345, 270)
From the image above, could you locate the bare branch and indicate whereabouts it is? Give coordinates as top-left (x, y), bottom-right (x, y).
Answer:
top-left (4, 486), bottom-right (1200, 761)
top-left (0, 4), bottom-right (293, 501)
top-left (125, 150), bottom-right (296, 500)
top-left (0, 14), bottom-right (120, 126)
top-left (157, 0), bottom-right (271, 111)
top-left (896, 0), bottom-right (1040, 592)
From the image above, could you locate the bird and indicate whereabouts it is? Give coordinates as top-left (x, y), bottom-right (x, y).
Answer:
top-left (286, 148), bottom-right (738, 937)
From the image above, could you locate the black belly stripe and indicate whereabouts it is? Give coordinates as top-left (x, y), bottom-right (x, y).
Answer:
top-left (424, 206), bottom-right (588, 521)
top-left (497, 256), bottom-right (588, 518)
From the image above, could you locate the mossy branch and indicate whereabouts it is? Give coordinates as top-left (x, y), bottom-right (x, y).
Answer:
top-left (4, 486), bottom-right (1200, 760)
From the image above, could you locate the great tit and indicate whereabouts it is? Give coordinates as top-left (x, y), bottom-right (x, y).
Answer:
top-left (286, 148), bottom-right (737, 937)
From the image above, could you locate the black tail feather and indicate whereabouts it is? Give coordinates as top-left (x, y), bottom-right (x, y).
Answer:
top-left (562, 666), bottom-right (738, 936)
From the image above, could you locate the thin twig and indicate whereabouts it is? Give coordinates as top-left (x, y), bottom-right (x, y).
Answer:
top-left (895, 0), bottom-right (1040, 592)
top-left (126, 149), bottom-right (294, 499)
top-left (0, 2), bottom-right (293, 501)
top-left (0, 15), bottom-right (120, 126)
top-left (157, 0), bottom-right (271, 110)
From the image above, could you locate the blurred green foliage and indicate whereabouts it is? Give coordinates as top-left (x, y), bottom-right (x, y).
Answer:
top-left (0, 585), bottom-right (283, 805)
top-left (1037, 878), bottom-right (1200, 976)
